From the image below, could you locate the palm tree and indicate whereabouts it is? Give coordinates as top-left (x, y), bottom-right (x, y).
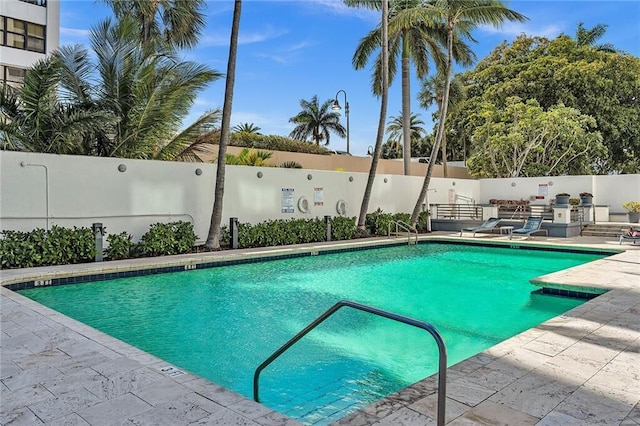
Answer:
top-left (418, 72), bottom-right (465, 176)
top-left (225, 148), bottom-right (273, 166)
top-left (0, 55), bottom-right (113, 154)
top-left (205, 0), bottom-right (242, 250)
top-left (86, 17), bottom-right (221, 158)
top-left (288, 95), bottom-right (346, 146)
top-left (232, 122), bottom-right (261, 134)
top-left (345, 0), bottom-right (390, 231)
top-left (574, 22), bottom-right (616, 52)
top-left (409, 0), bottom-right (527, 228)
top-left (352, 0), bottom-right (473, 175)
top-left (385, 112), bottom-right (426, 156)
top-left (102, 0), bottom-right (206, 51)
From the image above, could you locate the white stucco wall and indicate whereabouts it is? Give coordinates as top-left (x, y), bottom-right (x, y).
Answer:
top-left (0, 151), bottom-right (478, 243)
top-left (1, 151), bottom-right (637, 244)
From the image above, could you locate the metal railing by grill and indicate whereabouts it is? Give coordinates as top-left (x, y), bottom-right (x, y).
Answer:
top-left (432, 204), bottom-right (482, 219)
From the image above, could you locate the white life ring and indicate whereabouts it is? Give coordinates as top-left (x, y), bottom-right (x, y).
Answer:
top-left (298, 197), bottom-right (310, 213)
top-left (336, 199), bottom-right (347, 216)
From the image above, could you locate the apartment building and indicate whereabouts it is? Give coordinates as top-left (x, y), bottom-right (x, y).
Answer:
top-left (0, 0), bottom-right (60, 88)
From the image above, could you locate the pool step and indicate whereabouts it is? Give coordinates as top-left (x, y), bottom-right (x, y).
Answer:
top-left (581, 224), bottom-right (630, 238)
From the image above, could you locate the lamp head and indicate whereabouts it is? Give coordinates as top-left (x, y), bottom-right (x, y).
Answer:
top-left (332, 99), bottom-right (342, 111)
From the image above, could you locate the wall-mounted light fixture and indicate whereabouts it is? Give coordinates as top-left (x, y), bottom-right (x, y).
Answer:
top-left (307, 174), bottom-right (313, 180)
top-left (349, 176), bottom-right (354, 182)
top-left (511, 182), bottom-right (516, 187)
top-left (118, 164), bottom-right (127, 172)
top-left (257, 171), bottom-right (263, 178)
top-left (195, 168), bottom-right (203, 176)
top-left (383, 177), bottom-right (388, 183)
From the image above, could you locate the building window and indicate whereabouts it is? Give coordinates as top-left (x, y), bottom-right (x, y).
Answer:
top-left (1, 65), bottom-right (27, 89)
top-left (1, 17), bottom-right (46, 53)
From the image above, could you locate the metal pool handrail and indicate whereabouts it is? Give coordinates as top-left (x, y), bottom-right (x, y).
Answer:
top-left (253, 300), bottom-right (448, 426)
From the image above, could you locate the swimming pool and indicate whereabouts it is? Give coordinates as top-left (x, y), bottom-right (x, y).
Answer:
top-left (19, 243), bottom-right (605, 424)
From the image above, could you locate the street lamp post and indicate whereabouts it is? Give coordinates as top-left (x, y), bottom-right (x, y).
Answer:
top-left (332, 90), bottom-right (349, 154)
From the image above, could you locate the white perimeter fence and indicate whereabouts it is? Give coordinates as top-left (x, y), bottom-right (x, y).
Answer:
top-left (1, 151), bottom-right (638, 243)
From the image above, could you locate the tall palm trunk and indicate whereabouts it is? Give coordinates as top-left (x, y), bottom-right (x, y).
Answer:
top-left (358, 0), bottom-right (389, 229)
top-left (401, 37), bottom-right (411, 175)
top-left (206, 0), bottom-right (242, 249)
top-left (410, 22), bottom-right (454, 227)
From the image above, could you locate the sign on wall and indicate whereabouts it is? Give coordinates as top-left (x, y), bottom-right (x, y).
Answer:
top-left (538, 184), bottom-right (549, 196)
top-left (314, 187), bottom-right (324, 206)
top-left (281, 188), bottom-right (294, 213)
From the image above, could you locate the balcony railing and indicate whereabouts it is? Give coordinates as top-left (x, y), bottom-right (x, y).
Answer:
top-left (18, 0), bottom-right (47, 7)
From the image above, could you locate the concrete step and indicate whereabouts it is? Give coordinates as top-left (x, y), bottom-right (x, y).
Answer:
top-left (581, 224), bottom-right (630, 238)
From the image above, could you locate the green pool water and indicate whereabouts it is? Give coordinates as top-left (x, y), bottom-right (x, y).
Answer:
top-left (20, 243), bottom-right (604, 424)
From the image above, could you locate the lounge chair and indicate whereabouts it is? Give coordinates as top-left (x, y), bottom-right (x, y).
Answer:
top-left (510, 216), bottom-right (548, 239)
top-left (460, 217), bottom-right (502, 237)
top-left (620, 229), bottom-right (640, 245)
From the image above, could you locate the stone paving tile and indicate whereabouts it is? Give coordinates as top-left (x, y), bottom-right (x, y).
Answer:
top-left (131, 376), bottom-right (193, 406)
top-left (53, 350), bottom-right (115, 375)
top-left (587, 368), bottom-right (640, 395)
top-left (489, 373), bottom-right (581, 419)
top-left (371, 407), bottom-right (435, 426)
top-left (46, 412), bottom-right (92, 426)
top-left (182, 377), bottom-right (246, 407)
top-left (83, 366), bottom-right (165, 400)
top-left (544, 382), bottom-right (638, 425)
top-left (14, 348), bottom-right (71, 370)
top-left (1, 406), bottom-right (44, 425)
top-left (459, 366), bottom-right (518, 392)
top-left (188, 409), bottom-right (262, 425)
top-left (28, 387), bottom-right (103, 423)
top-left (42, 367), bottom-right (106, 397)
top-left (447, 400), bottom-right (539, 426)
top-left (125, 392), bottom-right (217, 425)
top-left (408, 394), bottom-right (470, 423)
top-left (77, 392), bottom-right (152, 425)
top-left (558, 338), bottom-right (622, 364)
top-left (543, 352), bottom-right (605, 382)
top-left (2, 364), bottom-right (64, 391)
top-left (483, 347), bottom-right (551, 380)
top-left (0, 383), bottom-right (54, 422)
top-left (446, 377), bottom-right (496, 407)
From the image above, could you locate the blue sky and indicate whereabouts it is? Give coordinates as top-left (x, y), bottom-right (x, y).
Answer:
top-left (59, 1), bottom-right (640, 156)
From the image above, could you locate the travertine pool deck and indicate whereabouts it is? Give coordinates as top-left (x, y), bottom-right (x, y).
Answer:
top-left (2, 234), bottom-right (639, 425)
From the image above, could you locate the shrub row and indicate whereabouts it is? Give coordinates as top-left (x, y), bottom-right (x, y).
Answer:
top-left (0, 226), bottom-right (95, 269)
top-left (230, 133), bottom-right (331, 155)
top-left (1, 213), bottom-right (429, 268)
top-left (235, 216), bottom-right (356, 248)
top-left (105, 221), bottom-right (196, 260)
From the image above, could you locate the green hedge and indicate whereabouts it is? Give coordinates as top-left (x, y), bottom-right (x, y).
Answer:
top-left (365, 210), bottom-right (430, 235)
top-left (230, 133), bottom-right (331, 155)
top-left (0, 226), bottom-right (96, 269)
top-left (237, 217), bottom-right (356, 248)
top-left (134, 221), bottom-right (196, 257)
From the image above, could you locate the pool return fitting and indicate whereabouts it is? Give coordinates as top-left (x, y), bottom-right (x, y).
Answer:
top-left (253, 300), bottom-right (447, 426)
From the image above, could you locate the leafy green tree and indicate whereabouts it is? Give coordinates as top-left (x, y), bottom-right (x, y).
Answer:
top-left (449, 33), bottom-right (640, 173)
top-left (466, 97), bottom-right (606, 177)
top-left (102, 0), bottom-right (206, 51)
top-left (410, 0), bottom-right (527, 228)
top-left (288, 95), bottom-right (346, 146)
top-left (232, 122), bottom-right (261, 134)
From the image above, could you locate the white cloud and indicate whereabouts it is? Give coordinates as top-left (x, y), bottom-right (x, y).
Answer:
top-left (201, 25), bottom-right (288, 47)
top-left (59, 27), bottom-right (91, 44)
top-left (303, 0), bottom-right (378, 22)
top-left (478, 22), bottom-right (564, 39)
